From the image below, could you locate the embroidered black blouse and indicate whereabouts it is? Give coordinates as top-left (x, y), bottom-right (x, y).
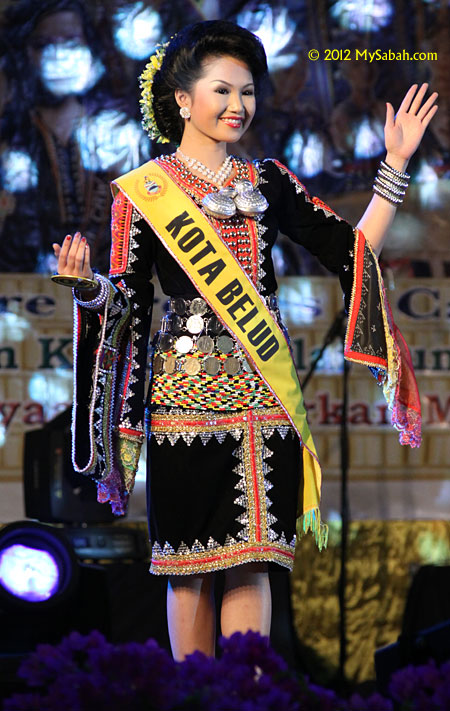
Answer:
top-left (110, 155), bottom-right (355, 299)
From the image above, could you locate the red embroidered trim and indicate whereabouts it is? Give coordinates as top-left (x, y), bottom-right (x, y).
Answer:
top-left (271, 158), bottom-right (343, 219)
top-left (247, 217), bottom-right (259, 284)
top-left (385, 300), bottom-right (422, 447)
top-left (150, 411), bottom-right (290, 429)
top-left (247, 412), bottom-right (261, 542)
top-left (119, 427), bottom-right (143, 437)
top-left (247, 161), bottom-right (256, 183)
top-left (110, 191), bottom-right (132, 275)
top-left (344, 231), bottom-right (388, 368)
top-left (311, 196), bottom-right (341, 219)
top-left (151, 544), bottom-right (295, 568)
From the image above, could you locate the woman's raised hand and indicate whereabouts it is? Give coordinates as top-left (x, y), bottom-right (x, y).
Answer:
top-left (384, 83), bottom-right (438, 163)
top-left (52, 232), bottom-right (94, 280)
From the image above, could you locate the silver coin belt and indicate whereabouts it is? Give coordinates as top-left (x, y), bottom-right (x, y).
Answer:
top-left (152, 295), bottom-right (280, 377)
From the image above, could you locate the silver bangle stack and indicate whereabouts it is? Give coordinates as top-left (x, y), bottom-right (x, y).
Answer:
top-left (72, 273), bottom-right (110, 310)
top-left (373, 160), bottom-right (410, 206)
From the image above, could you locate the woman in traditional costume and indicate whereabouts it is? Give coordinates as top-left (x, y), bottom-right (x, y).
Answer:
top-left (53, 21), bottom-right (437, 660)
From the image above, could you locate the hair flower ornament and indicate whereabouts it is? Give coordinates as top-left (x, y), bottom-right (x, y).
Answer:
top-left (139, 41), bottom-right (171, 144)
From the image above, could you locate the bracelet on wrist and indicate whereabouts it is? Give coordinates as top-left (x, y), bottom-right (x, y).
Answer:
top-left (379, 166), bottom-right (409, 189)
top-left (380, 159), bottom-right (410, 180)
top-left (374, 175), bottom-right (406, 196)
top-left (72, 273), bottom-right (109, 310)
top-left (373, 185), bottom-right (404, 206)
top-left (373, 160), bottom-right (410, 206)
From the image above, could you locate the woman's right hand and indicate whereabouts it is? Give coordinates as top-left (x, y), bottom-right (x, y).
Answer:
top-left (52, 232), bottom-right (94, 280)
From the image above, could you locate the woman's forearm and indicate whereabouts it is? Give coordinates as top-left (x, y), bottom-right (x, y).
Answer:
top-left (356, 152), bottom-right (409, 257)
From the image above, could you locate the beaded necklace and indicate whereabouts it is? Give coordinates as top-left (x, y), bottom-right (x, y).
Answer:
top-left (176, 148), bottom-right (233, 187)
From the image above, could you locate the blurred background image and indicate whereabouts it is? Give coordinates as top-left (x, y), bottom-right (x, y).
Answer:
top-left (0, 0), bottom-right (449, 693)
top-left (0, 0), bottom-right (448, 277)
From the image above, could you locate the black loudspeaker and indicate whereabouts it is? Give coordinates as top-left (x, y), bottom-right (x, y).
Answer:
top-left (375, 565), bottom-right (450, 694)
top-left (402, 565), bottom-right (450, 634)
top-left (23, 407), bottom-right (115, 523)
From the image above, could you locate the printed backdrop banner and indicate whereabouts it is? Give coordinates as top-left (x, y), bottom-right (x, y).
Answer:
top-left (0, 275), bottom-right (449, 520)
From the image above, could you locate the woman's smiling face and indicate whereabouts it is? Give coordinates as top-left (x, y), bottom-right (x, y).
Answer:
top-left (176, 55), bottom-right (256, 145)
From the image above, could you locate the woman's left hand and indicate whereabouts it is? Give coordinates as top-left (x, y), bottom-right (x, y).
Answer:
top-left (385, 83), bottom-right (438, 162)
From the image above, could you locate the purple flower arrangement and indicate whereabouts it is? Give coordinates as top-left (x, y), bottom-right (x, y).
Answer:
top-left (389, 659), bottom-right (450, 710)
top-left (3, 630), bottom-right (450, 711)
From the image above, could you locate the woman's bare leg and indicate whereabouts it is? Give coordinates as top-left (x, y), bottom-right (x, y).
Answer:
top-left (167, 573), bottom-right (216, 660)
top-left (221, 562), bottom-right (272, 638)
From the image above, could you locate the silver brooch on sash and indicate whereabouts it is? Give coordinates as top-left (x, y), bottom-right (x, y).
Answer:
top-left (201, 180), bottom-right (268, 220)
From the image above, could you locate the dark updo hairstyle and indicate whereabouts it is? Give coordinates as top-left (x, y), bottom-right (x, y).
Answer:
top-left (152, 20), bottom-right (268, 145)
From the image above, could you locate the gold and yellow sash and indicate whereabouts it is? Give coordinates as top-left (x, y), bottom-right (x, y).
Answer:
top-left (112, 160), bottom-right (327, 548)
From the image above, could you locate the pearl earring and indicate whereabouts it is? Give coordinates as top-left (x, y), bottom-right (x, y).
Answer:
top-left (179, 106), bottom-right (191, 119)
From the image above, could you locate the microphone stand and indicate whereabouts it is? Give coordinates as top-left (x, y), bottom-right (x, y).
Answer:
top-left (301, 309), bottom-right (351, 687)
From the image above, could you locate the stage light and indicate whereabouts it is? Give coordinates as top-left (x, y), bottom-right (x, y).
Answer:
top-left (0, 521), bottom-right (79, 610)
top-left (330, 0), bottom-right (393, 32)
top-left (113, 2), bottom-right (164, 60)
top-left (415, 162), bottom-right (438, 184)
top-left (0, 149), bottom-right (38, 192)
top-left (415, 161), bottom-right (440, 209)
top-left (278, 279), bottom-right (321, 325)
top-left (285, 132), bottom-right (304, 171)
top-left (353, 117), bottom-right (384, 159)
top-left (38, 42), bottom-right (104, 96)
top-left (28, 371), bottom-right (72, 421)
top-left (0, 311), bottom-right (31, 342)
top-left (313, 341), bottom-right (345, 374)
top-left (237, 4), bottom-right (298, 71)
top-left (0, 544), bottom-right (59, 602)
top-left (36, 251), bottom-right (59, 275)
top-left (75, 110), bottom-right (150, 172)
top-left (285, 131), bottom-right (324, 178)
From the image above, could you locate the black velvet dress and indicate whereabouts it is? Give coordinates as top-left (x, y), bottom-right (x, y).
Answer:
top-left (72, 154), bottom-right (419, 575)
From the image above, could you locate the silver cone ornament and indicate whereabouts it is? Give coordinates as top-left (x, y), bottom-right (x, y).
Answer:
top-left (201, 181), bottom-right (268, 219)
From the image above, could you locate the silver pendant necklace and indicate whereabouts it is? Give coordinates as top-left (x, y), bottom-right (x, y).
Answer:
top-left (173, 151), bottom-right (269, 220)
top-left (202, 179), bottom-right (269, 220)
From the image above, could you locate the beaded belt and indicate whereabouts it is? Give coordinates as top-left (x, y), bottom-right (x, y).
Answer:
top-left (152, 294), bottom-right (281, 377)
